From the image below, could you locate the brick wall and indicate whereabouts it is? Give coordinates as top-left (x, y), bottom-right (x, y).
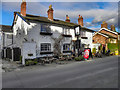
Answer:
top-left (93, 34), bottom-right (108, 45)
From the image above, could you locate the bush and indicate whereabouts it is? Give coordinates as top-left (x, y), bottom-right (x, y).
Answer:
top-left (25, 58), bottom-right (38, 66)
top-left (92, 48), bottom-right (96, 54)
top-left (25, 60), bottom-right (29, 66)
top-left (20, 56), bottom-right (22, 63)
top-left (25, 59), bottom-right (34, 66)
top-left (34, 58), bottom-right (38, 64)
top-left (107, 43), bottom-right (120, 55)
top-left (75, 55), bottom-right (84, 61)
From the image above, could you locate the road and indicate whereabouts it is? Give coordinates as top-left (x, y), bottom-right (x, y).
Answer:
top-left (2, 56), bottom-right (118, 88)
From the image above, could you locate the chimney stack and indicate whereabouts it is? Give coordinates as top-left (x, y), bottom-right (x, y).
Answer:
top-left (111, 25), bottom-right (115, 31)
top-left (65, 15), bottom-right (70, 22)
top-left (101, 21), bottom-right (108, 29)
top-left (47, 5), bottom-right (54, 21)
top-left (78, 15), bottom-right (83, 26)
top-left (21, 0), bottom-right (26, 16)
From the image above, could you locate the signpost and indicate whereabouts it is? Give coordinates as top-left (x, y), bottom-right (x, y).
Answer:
top-left (83, 49), bottom-right (90, 60)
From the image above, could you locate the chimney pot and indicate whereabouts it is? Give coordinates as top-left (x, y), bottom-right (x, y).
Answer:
top-left (47, 5), bottom-right (54, 20)
top-left (101, 21), bottom-right (108, 29)
top-left (65, 15), bottom-right (70, 22)
top-left (111, 25), bottom-right (115, 31)
top-left (78, 15), bottom-right (83, 26)
top-left (21, 0), bottom-right (26, 16)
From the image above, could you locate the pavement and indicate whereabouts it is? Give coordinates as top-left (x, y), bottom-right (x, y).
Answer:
top-left (1, 55), bottom-right (105, 73)
top-left (2, 55), bottom-right (119, 88)
top-left (1, 58), bottom-right (78, 72)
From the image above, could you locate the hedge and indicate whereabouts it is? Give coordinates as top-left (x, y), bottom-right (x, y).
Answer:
top-left (118, 40), bottom-right (120, 55)
top-left (107, 43), bottom-right (120, 54)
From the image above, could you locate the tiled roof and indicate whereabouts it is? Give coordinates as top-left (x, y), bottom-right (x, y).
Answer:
top-left (15, 12), bottom-right (78, 28)
top-left (0, 25), bottom-right (12, 33)
top-left (93, 32), bottom-right (117, 39)
top-left (100, 32), bottom-right (117, 39)
top-left (14, 12), bottom-right (95, 32)
top-left (81, 26), bottom-right (95, 32)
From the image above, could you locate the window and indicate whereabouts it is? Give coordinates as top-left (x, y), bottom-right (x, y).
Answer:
top-left (119, 35), bottom-right (120, 40)
top-left (41, 25), bottom-right (51, 33)
top-left (82, 44), bottom-right (85, 48)
top-left (63, 44), bottom-right (70, 51)
top-left (7, 34), bottom-right (12, 39)
top-left (80, 30), bottom-right (86, 37)
top-left (63, 28), bottom-right (70, 35)
top-left (41, 43), bottom-right (51, 52)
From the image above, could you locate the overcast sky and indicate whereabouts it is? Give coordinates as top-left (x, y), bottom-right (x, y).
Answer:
top-left (0, 0), bottom-right (119, 32)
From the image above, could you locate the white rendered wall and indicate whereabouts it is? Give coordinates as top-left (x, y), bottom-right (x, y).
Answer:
top-left (13, 15), bottom-right (74, 58)
top-left (4, 33), bottom-right (13, 47)
top-left (81, 31), bottom-right (93, 49)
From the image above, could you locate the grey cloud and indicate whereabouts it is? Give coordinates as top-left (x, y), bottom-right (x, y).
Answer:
top-left (89, 27), bottom-right (101, 31)
top-left (1, 1), bottom-right (118, 29)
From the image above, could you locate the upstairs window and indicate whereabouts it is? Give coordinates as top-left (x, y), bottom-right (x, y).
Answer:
top-left (41, 25), bottom-right (51, 33)
top-left (7, 34), bottom-right (12, 39)
top-left (63, 28), bottom-right (70, 35)
top-left (63, 44), bottom-right (70, 51)
top-left (80, 30), bottom-right (86, 37)
top-left (41, 43), bottom-right (51, 52)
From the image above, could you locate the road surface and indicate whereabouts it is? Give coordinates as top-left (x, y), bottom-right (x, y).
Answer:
top-left (2, 56), bottom-right (118, 88)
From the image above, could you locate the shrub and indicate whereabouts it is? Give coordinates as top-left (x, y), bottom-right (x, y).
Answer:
top-left (25, 59), bottom-right (34, 66)
top-left (107, 43), bottom-right (120, 55)
top-left (75, 57), bottom-right (79, 61)
top-left (34, 58), bottom-right (38, 64)
top-left (20, 56), bottom-right (22, 63)
top-left (25, 58), bottom-right (38, 66)
top-left (92, 48), bottom-right (96, 54)
top-left (75, 55), bottom-right (84, 61)
top-left (25, 60), bottom-right (29, 66)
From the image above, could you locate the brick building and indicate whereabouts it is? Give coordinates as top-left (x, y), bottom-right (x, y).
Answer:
top-left (93, 21), bottom-right (119, 51)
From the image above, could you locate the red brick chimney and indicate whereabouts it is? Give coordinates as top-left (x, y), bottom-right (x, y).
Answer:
top-left (101, 21), bottom-right (108, 29)
top-left (47, 5), bottom-right (54, 21)
top-left (21, 0), bottom-right (26, 16)
top-left (65, 15), bottom-right (70, 22)
top-left (111, 25), bottom-right (115, 31)
top-left (78, 15), bottom-right (83, 26)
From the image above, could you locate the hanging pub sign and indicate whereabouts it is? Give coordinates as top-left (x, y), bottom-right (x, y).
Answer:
top-left (83, 48), bottom-right (90, 59)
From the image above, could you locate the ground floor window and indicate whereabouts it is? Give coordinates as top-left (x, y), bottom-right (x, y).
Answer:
top-left (41, 43), bottom-right (51, 52)
top-left (63, 44), bottom-right (70, 51)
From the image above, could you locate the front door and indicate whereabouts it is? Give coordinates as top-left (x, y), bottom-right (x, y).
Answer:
top-left (102, 45), bottom-right (106, 54)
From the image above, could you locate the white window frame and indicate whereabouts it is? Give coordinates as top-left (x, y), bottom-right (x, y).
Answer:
top-left (41, 24), bottom-right (51, 33)
top-left (41, 43), bottom-right (51, 52)
top-left (80, 30), bottom-right (86, 37)
top-left (63, 43), bottom-right (71, 51)
top-left (63, 28), bottom-right (70, 35)
top-left (7, 34), bottom-right (12, 39)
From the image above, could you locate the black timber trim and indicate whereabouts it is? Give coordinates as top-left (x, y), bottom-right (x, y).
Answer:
top-left (40, 52), bottom-right (53, 54)
top-left (40, 32), bottom-right (53, 35)
top-left (63, 51), bottom-right (72, 53)
top-left (81, 37), bottom-right (88, 39)
top-left (62, 34), bottom-right (72, 37)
